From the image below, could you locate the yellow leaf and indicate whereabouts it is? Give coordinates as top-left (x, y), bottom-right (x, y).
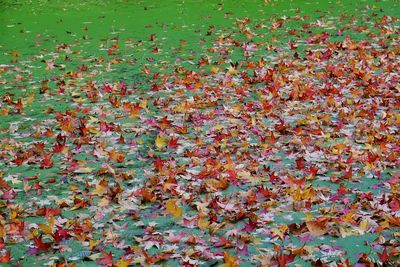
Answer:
top-left (211, 66), bottom-right (219, 74)
top-left (213, 124), bottom-right (224, 130)
top-left (75, 166), bottom-right (93, 173)
top-left (206, 178), bottom-right (229, 191)
top-left (88, 253), bottom-right (102, 261)
top-left (87, 126), bottom-right (99, 134)
top-left (98, 197), bottom-right (111, 207)
top-left (10, 49), bottom-right (20, 57)
top-left (272, 228), bottom-right (285, 240)
top-left (88, 239), bottom-right (101, 250)
top-left (396, 114), bottom-right (400, 124)
top-left (10, 209), bottom-right (17, 220)
top-left (253, 237), bottom-right (262, 245)
top-left (238, 170), bottom-right (262, 184)
top-left (359, 219), bottom-right (369, 232)
top-left (379, 220), bottom-right (389, 229)
top-left (108, 149), bottom-right (126, 163)
top-left (155, 134), bottom-right (167, 150)
top-left (232, 104), bottom-right (241, 113)
top-left (26, 93), bottom-right (36, 104)
top-left (339, 227), bottom-right (358, 238)
top-left (32, 228), bottom-right (39, 237)
top-left (40, 216), bottom-right (54, 235)
top-left (165, 199), bottom-right (183, 219)
top-left (92, 179), bottom-right (108, 196)
top-left (227, 66), bottom-right (238, 76)
top-left (0, 225), bottom-right (6, 238)
top-left (364, 162), bottom-right (373, 170)
top-left (139, 99), bottom-right (147, 109)
top-left (197, 218), bottom-right (210, 230)
top-left (304, 212), bottom-right (314, 221)
top-left (116, 257), bottom-right (131, 267)
top-left (220, 251), bottom-right (239, 267)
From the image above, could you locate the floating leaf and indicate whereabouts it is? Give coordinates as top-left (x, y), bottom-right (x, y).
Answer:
top-left (165, 199), bottom-right (183, 219)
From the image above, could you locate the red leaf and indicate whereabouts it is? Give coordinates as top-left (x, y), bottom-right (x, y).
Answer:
top-left (36, 207), bottom-right (61, 218)
top-left (96, 251), bottom-right (113, 266)
top-left (269, 172), bottom-right (278, 183)
top-left (1, 189), bottom-right (17, 200)
top-left (295, 157), bottom-right (305, 170)
top-left (33, 235), bottom-right (53, 251)
top-left (52, 227), bottom-right (69, 243)
top-left (0, 238), bottom-right (6, 250)
top-left (257, 186), bottom-right (276, 199)
top-left (117, 134), bottom-right (125, 144)
top-left (154, 157), bottom-right (165, 171)
top-left (0, 249), bottom-right (10, 263)
top-left (168, 137), bottom-right (179, 149)
top-left (40, 154), bottom-right (53, 169)
top-left (377, 247), bottom-right (389, 263)
top-left (341, 166), bottom-right (352, 180)
top-left (12, 156), bottom-right (24, 166)
top-left (388, 199), bottom-right (399, 212)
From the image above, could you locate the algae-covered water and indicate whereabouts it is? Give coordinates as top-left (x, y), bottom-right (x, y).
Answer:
top-left (0, 0), bottom-right (399, 266)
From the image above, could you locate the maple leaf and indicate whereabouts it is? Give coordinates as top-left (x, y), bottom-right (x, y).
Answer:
top-left (257, 186), bottom-right (277, 199)
top-left (36, 207), bottom-right (61, 218)
top-left (60, 117), bottom-right (74, 132)
top-left (87, 239), bottom-right (101, 250)
top-left (155, 133), bottom-right (167, 150)
top-left (269, 172), bottom-right (278, 183)
top-left (377, 247), bottom-right (390, 263)
top-left (117, 134), bottom-right (125, 144)
top-left (166, 232), bottom-right (185, 243)
top-left (145, 252), bottom-right (170, 264)
top-left (92, 179), bottom-right (108, 196)
top-left (1, 189), bottom-right (17, 200)
top-left (197, 217), bottom-right (210, 230)
top-left (388, 198), bottom-right (399, 212)
top-left (33, 234), bottom-right (53, 251)
top-left (96, 251), bottom-right (113, 266)
top-left (39, 216), bottom-right (55, 235)
top-left (205, 178), bottom-right (229, 191)
top-left (0, 250), bottom-right (10, 263)
top-left (221, 251), bottom-right (239, 267)
top-left (276, 252), bottom-right (295, 267)
top-left (0, 238), bottom-right (5, 250)
top-left (168, 137), bottom-right (179, 149)
top-left (295, 157), bottom-right (306, 170)
top-left (139, 187), bottom-right (156, 203)
top-left (99, 121), bottom-right (110, 132)
top-left (341, 166), bottom-right (352, 180)
top-left (108, 150), bottom-right (126, 163)
top-left (285, 176), bottom-right (305, 187)
top-left (12, 156), bottom-right (24, 166)
top-left (115, 257), bottom-right (131, 267)
top-left (40, 153), bottom-right (53, 169)
top-left (52, 227), bottom-right (69, 243)
top-left (306, 218), bottom-right (329, 236)
top-left (165, 199), bottom-right (183, 219)
top-left (154, 157), bottom-right (165, 171)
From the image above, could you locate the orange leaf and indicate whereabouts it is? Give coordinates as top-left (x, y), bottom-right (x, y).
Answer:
top-left (0, 250), bottom-right (10, 263)
top-left (306, 218), bottom-right (329, 236)
top-left (205, 178), bottom-right (229, 191)
top-left (108, 150), bottom-right (126, 163)
top-left (92, 179), bottom-right (109, 196)
top-left (221, 251), bottom-right (239, 267)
